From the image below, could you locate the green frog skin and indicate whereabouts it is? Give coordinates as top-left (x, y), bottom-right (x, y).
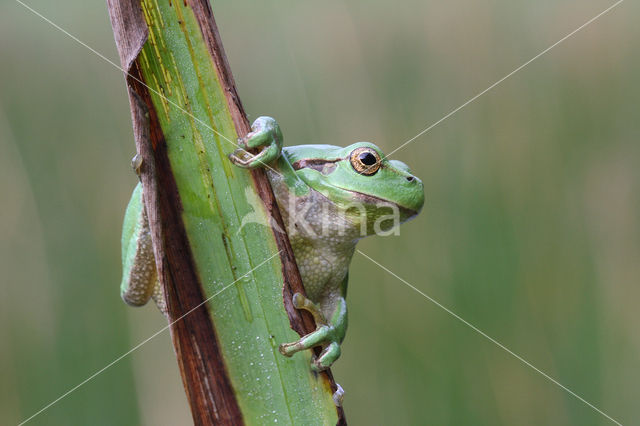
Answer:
top-left (120, 116), bottom-right (424, 374)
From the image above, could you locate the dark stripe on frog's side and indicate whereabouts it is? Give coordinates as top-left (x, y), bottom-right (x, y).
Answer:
top-left (292, 158), bottom-right (342, 175)
top-left (292, 157), bottom-right (401, 177)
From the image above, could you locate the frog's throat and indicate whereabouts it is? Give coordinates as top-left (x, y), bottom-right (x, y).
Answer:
top-left (334, 187), bottom-right (419, 221)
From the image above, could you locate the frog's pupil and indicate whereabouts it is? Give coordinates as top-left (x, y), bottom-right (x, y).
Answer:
top-left (359, 152), bottom-right (377, 166)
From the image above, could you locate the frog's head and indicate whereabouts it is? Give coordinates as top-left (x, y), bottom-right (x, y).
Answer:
top-left (285, 142), bottom-right (424, 235)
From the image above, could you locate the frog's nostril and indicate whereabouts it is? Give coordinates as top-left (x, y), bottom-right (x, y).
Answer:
top-left (406, 176), bottom-right (415, 182)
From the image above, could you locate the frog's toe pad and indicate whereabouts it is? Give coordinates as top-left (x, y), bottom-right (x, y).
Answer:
top-left (278, 342), bottom-right (295, 357)
top-left (292, 292), bottom-right (306, 309)
top-left (227, 149), bottom-right (251, 167)
top-left (332, 383), bottom-right (344, 407)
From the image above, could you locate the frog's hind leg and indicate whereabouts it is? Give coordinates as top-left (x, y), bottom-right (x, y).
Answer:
top-left (150, 279), bottom-right (167, 316)
top-left (279, 292), bottom-right (341, 372)
top-left (291, 292), bottom-right (327, 326)
top-left (120, 183), bottom-right (165, 315)
top-left (279, 325), bottom-right (332, 357)
top-left (278, 289), bottom-right (347, 371)
top-left (312, 342), bottom-right (341, 373)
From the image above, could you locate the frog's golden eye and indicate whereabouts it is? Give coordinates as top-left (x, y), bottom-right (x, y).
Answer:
top-left (349, 147), bottom-right (381, 175)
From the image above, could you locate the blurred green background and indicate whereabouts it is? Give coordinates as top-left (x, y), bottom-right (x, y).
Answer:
top-left (1, 0), bottom-right (638, 424)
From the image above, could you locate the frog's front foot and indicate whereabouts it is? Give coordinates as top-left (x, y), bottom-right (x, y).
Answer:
top-left (279, 293), bottom-right (343, 372)
top-left (228, 116), bottom-right (283, 169)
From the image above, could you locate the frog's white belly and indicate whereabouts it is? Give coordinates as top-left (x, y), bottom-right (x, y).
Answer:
top-left (288, 232), bottom-right (355, 303)
top-left (267, 170), bottom-right (359, 305)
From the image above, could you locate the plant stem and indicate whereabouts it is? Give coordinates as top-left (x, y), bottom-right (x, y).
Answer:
top-left (107, 0), bottom-right (345, 424)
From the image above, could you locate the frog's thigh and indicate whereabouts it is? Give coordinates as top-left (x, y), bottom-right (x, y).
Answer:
top-left (121, 187), bottom-right (157, 307)
top-left (150, 279), bottom-right (167, 315)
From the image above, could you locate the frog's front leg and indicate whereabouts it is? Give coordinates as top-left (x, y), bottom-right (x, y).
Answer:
top-left (279, 281), bottom-right (348, 372)
top-left (228, 116), bottom-right (283, 169)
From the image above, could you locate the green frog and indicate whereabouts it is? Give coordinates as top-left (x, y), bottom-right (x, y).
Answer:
top-left (120, 116), bottom-right (424, 373)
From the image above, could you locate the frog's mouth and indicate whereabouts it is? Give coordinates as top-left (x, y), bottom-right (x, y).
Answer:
top-left (338, 189), bottom-right (420, 222)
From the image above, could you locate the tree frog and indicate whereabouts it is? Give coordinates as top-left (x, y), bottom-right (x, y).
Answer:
top-left (121, 116), bottom-right (424, 373)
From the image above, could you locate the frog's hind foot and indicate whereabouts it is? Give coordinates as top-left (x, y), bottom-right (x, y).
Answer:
top-left (278, 293), bottom-right (342, 371)
top-left (311, 341), bottom-right (341, 373)
top-left (292, 292), bottom-right (327, 326)
top-left (332, 383), bottom-right (344, 407)
top-left (278, 322), bottom-right (332, 358)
